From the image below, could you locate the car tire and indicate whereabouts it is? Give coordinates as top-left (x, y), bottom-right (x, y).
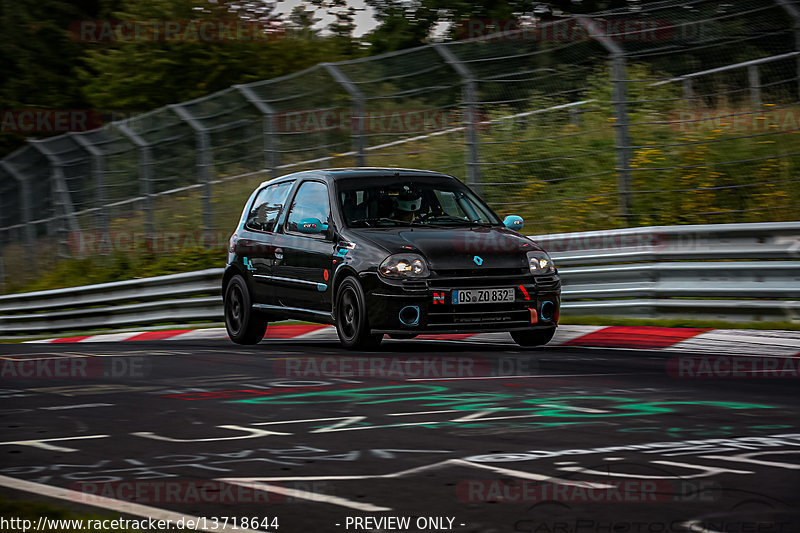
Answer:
top-left (511, 327), bottom-right (556, 347)
top-left (335, 277), bottom-right (382, 350)
top-left (225, 275), bottom-right (268, 345)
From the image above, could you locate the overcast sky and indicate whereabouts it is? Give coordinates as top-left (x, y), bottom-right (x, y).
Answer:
top-left (273, 0), bottom-right (379, 36)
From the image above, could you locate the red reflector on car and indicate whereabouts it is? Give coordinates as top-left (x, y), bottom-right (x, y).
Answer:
top-left (529, 308), bottom-right (538, 324)
top-left (518, 285), bottom-right (530, 300)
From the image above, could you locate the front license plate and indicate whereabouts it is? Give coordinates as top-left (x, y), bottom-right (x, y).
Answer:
top-left (452, 288), bottom-right (515, 305)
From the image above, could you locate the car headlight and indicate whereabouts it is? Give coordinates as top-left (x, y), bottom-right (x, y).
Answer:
top-left (526, 250), bottom-right (555, 275)
top-left (380, 253), bottom-right (430, 278)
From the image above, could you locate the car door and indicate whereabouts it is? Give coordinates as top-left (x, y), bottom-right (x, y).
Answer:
top-left (273, 180), bottom-right (336, 313)
top-left (238, 180), bottom-right (295, 304)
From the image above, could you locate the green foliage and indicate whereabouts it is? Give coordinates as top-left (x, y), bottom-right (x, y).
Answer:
top-left (9, 245), bottom-right (223, 294)
top-left (76, 0), bottom-right (364, 111)
top-left (363, 0), bottom-right (643, 52)
top-left (0, 0), bottom-right (122, 155)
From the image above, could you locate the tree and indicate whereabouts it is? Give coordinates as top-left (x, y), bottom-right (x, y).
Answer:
top-left (76, 0), bottom-right (361, 111)
top-left (0, 0), bottom-right (122, 156)
top-left (362, 0), bottom-right (648, 53)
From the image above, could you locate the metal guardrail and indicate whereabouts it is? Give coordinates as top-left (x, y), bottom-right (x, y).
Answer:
top-left (540, 222), bottom-right (800, 322)
top-left (0, 269), bottom-right (223, 333)
top-left (1, 222), bottom-right (798, 334)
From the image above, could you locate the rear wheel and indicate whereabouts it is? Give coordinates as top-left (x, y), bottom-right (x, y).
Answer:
top-left (511, 328), bottom-right (556, 347)
top-left (225, 275), bottom-right (268, 345)
top-left (335, 277), bottom-right (382, 350)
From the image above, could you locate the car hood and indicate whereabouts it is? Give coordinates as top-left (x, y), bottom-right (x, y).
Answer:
top-left (346, 226), bottom-right (543, 271)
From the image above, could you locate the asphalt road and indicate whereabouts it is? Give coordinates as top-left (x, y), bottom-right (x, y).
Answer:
top-left (1, 337), bottom-right (798, 533)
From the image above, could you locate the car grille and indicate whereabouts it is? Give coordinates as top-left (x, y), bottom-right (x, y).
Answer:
top-left (533, 274), bottom-right (560, 291)
top-left (428, 269), bottom-right (560, 291)
top-left (429, 267), bottom-right (529, 288)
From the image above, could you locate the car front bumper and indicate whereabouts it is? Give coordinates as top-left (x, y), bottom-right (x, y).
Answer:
top-left (361, 271), bottom-right (561, 335)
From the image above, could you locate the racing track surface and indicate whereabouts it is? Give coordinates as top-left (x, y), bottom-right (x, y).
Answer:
top-left (1, 335), bottom-right (798, 533)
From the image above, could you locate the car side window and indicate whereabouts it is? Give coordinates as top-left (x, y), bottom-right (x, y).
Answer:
top-left (245, 181), bottom-right (294, 232)
top-left (285, 181), bottom-right (331, 237)
top-left (434, 190), bottom-right (469, 218)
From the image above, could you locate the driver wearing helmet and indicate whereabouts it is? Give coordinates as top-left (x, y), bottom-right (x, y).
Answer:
top-left (392, 190), bottom-right (423, 222)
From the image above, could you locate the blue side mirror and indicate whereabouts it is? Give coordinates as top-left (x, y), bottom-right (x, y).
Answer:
top-left (503, 215), bottom-right (524, 231)
top-left (298, 218), bottom-right (329, 234)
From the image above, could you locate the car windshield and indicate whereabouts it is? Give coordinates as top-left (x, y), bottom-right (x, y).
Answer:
top-left (337, 178), bottom-right (501, 228)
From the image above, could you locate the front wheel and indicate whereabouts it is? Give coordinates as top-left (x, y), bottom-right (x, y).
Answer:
top-left (335, 277), bottom-right (382, 350)
top-left (225, 275), bottom-right (268, 345)
top-left (511, 328), bottom-right (556, 347)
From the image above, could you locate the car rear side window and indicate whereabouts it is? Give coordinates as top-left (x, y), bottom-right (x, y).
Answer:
top-left (245, 180), bottom-right (294, 232)
top-left (285, 181), bottom-right (331, 236)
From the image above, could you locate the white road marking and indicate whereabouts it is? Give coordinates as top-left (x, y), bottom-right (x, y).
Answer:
top-left (79, 332), bottom-right (148, 343)
top-left (220, 480), bottom-right (390, 512)
top-left (666, 329), bottom-right (800, 356)
top-left (39, 403), bottom-right (113, 410)
top-left (219, 458), bottom-right (613, 511)
top-left (679, 522), bottom-right (722, 533)
top-left (408, 372), bottom-right (651, 381)
top-left (0, 435), bottom-right (109, 452)
top-left (0, 475), bottom-right (265, 533)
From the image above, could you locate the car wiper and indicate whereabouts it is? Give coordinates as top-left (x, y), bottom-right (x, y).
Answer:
top-left (349, 217), bottom-right (416, 227)
top-left (421, 215), bottom-right (497, 227)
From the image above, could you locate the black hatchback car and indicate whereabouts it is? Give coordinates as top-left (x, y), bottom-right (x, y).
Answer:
top-left (223, 168), bottom-right (560, 349)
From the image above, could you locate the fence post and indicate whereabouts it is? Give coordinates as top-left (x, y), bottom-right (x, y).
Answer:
top-left (748, 65), bottom-right (761, 109)
top-left (235, 84), bottom-right (279, 177)
top-left (578, 17), bottom-right (633, 224)
top-left (169, 104), bottom-right (214, 235)
top-left (115, 122), bottom-right (155, 235)
top-left (69, 132), bottom-right (109, 238)
top-left (433, 43), bottom-right (482, 195)
top-left (0, 161), bottom-right (35, 268)
top-left (774, 0), bottom-right (800, 101)
top-left (682, 79), bottom-right (694, 102)
top-left (29, 141), bottom-right (79, 258)
top-left (322, 63), bottom-right (366, 167)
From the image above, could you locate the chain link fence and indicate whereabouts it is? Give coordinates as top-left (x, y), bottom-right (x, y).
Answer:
top-left (1, 0), bottom-right (799, 292)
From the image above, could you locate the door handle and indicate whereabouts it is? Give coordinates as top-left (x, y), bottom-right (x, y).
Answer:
top-left (274, 247), bottom-right (283, 260)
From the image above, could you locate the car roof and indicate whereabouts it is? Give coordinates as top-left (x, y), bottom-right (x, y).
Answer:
top-left (257, 167), bottom-right (454, 188)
